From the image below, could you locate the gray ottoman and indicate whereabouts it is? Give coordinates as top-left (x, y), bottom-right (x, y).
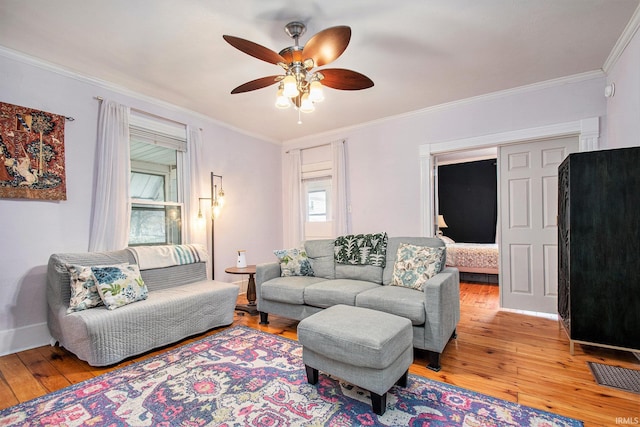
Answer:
top-left (298, 304), bottom-right (413, 415)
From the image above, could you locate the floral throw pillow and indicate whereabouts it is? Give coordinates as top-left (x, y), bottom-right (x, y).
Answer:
top-left (66, 263), bottom-right (128, 313)
top-left (92, 264), bottom-right (148, 310)
top-left (391, 243), bottom-right (446, 291)
top-left (273, 247), bottom-right (314, 277)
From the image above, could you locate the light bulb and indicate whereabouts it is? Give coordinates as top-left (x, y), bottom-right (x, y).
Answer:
top-left (275, 86), bottom-right (291, 109)
top-left (299, 92), bottom-right (315, 113)
top-left (217, 189), bottom-right (225, 207)
top-left (212, 203), bottom-right (221, 219)
top-left (282, 75), bottom-right (299, 98)
top-left (197, 208), bottom-right (206, 227)
top-left (309, 80), bottom-right (324, 102)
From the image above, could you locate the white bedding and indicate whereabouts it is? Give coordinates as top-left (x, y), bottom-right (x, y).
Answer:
top-left (445, 242), bottom-right (499, 275)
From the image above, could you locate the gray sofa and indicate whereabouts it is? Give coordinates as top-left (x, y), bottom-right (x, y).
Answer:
top-left (256, 237), bottom-right (460, 371)
top-left (47, 248), bottom-right (239, 366)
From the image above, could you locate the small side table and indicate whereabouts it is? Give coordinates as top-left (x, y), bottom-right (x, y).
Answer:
top-left (225, 265), bottom-right (258, 315)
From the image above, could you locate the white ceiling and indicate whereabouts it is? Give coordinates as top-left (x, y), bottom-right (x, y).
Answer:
top-left (0, 0), bottom-right (638, 142)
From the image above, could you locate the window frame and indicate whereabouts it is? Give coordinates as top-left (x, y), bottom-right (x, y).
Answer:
top-left (128, 112), bottom-right (187, 246)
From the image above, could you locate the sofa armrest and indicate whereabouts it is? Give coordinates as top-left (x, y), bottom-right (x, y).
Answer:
top-left (422, 267), bottom-right (460, 352)
top-left (256, 262), bottom-right (281, 309)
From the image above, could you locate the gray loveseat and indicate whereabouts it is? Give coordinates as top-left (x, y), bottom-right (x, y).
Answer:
top-left (47, 248), bottom-right (239, 366)
top-left (256, 236), bottom-right (460, 371)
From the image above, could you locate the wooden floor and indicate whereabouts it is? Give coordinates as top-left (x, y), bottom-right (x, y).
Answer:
top-left (1, 283), bottom-right (638, 426)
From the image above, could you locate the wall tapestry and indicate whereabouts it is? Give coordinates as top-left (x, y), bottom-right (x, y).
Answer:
top-left (0, 101), bottom-right (66, 200)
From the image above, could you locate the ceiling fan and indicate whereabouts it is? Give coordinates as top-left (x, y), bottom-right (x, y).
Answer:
top-left (223, 21), bottom-right (374, 113)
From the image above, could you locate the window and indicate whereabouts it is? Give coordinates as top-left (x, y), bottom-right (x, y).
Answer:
top-left (128, 112), bottom-right (187, 246)
top-left (301, 155), bottom-right (332, 239)
top-left (305, 178), bottom-right (331, 222)
top-left (308, 190), bottom-right (327, 221)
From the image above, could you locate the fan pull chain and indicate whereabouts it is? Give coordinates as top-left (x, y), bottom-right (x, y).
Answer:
top-left (298, 108), bottom-right (302, 125)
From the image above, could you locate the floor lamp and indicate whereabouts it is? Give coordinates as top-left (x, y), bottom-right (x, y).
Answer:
top-left (198, 172), bottom-right (224, 279)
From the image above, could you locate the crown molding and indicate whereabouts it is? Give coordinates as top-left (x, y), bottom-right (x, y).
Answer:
top-left (603, 4), bottom-right (640, 73)
top-left (283, 70), bottom-right (605, 146)
top-left (0, 45), bottom-right (279, 145)
top-left (0, 44), bottom-right (607, 148)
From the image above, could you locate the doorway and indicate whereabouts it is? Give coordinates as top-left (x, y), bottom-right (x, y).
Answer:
top-left (422, 118), bottom-right (598, 313)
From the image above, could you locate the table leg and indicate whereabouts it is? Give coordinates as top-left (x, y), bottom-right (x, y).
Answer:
top-left (235, 273), bottom-right (258, 316)
top-left (246, 273), bottom-right (256, 305)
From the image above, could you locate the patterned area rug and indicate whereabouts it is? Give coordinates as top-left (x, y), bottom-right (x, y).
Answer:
top-left (0, 326), bottom-right (583, 426)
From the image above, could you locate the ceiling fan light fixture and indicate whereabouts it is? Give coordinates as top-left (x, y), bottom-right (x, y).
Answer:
top-left (275, 85), bottom-right (291, 109)
top-left (309, 80), bottom-right (324, 102)
top-left (282, 75), bottom-right (299, 98)
top-left (299, 92), bottom-right (315, 113)
top-left (224, 21), bottom-right (373, 122)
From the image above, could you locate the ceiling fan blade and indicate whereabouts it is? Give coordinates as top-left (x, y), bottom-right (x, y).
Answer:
top-left (302, 26), bottom-right (351, 67)
top-left (231, 75), bottom-right (283, 94)
top-left (318, 69), bottom-right (374, 90)
top-left (223, 35), bottom-right (286, 65)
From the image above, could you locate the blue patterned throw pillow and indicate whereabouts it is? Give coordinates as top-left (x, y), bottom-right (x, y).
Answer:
top-left (92, 264), bottom-right (148, 310)
top-left (274, 247), bottom-right (314, 277)
top-left (391, 243), bottom-right (445, 291)
top-left (66, 263), bottom-right (129, 313)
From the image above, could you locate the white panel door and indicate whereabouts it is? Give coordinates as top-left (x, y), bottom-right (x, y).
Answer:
top-left (499, 136), bottom-right (578, 313)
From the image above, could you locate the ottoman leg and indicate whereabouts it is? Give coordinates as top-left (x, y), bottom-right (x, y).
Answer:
top-left (396, 369), bottom-right (409, 387)
top-left (371, 391), bottom-right (387, 415)
top-left (305, 365), bottom-right (318, 385)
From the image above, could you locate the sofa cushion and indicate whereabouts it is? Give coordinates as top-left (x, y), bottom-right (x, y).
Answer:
top-left (273, 247), bottom-right (314, 277)
top-left (382, 237), bottom-right (446, 285)
top-left (304, 279), bottom-right (380, 308)
top-left (356, 286), bottom-right (426, 325)
top-left (92, 264), bottom-right (149, 310)
top-left (305, 239), bottom-right (335, 279)
top-left (391, 243), bottom-right (446, 290)
top-left (261, 276), bottom-right (328, 304)
top-left (335, 263), bottom-right (383, 284)
top-left (61, 280), bottom-right (238, 365)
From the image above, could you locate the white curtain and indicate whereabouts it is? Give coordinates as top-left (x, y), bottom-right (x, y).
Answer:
top-left (88, 100), bottom-right (131, 251)
top-left (184, 125), bottom-right (205, 246)
top-left (283, 149), bottom-right (303, 247)
top-left (331, 140), bottom-right (349, 236)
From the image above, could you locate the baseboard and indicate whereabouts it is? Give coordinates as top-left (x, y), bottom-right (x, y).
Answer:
top-left (0, 322), bottom-right (52, 357)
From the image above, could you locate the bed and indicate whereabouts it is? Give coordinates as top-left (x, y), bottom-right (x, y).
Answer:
top-left (440, 236), bottom-right (499, 283)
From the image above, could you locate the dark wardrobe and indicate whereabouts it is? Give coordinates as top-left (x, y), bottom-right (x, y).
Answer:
top-left (558, 147), bottom-right (640, 353)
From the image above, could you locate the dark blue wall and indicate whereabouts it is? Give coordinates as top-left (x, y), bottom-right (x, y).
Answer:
top-left (438, 159), bottom-right (497, 243)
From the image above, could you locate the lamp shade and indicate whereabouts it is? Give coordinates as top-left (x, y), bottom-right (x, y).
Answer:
top-left (437, 215), bottom-right (448, 228)
top-left (282, 75), bottom-right (299, 98)
top-left (299, 93), bottom-right (315, 113)
top-left (275, 86), bottom-right (291, 109)
top-left (309, 80), bottom-right (324, 102)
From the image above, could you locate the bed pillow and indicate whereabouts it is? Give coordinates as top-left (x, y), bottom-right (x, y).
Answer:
top-left (274, 246), bottom-right (314, 277)
top-left (391, 243), bottom-right (446, 291)
top-left (66, 263), bottom-right (128, 313)
top-left (92, 264), bottom-right (148, 310)
top-left (439, 235), bottom-right (455, 244)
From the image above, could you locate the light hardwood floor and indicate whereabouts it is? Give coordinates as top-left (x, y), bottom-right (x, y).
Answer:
top-left (0, 283), bottom-right (638, 426)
